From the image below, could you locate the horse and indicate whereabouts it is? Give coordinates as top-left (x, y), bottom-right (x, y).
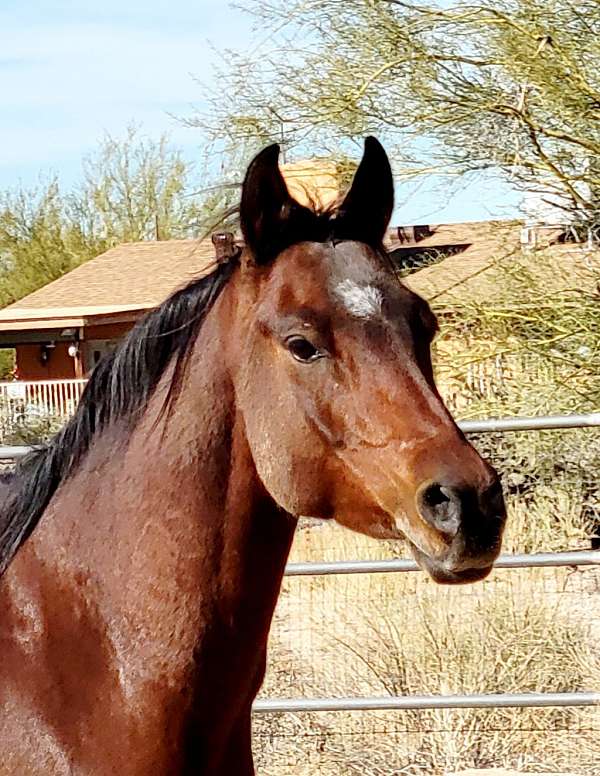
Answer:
top-left (0, 138), bottom-right (506, 775)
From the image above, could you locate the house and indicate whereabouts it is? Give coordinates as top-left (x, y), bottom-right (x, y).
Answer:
top-left (0, 147), bottom-right (597, 436)
top-left (2, 217), bottom-right (594, 382)
top-left (0, 158), bottom-right (348, 383)
top-left (0, 239), bottom-right (220, 381)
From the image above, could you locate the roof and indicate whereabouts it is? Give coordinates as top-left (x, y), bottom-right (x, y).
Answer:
top-left (399, 220), bottom-right (523, 301)
top-left (280, 159), bottom-right (341, 209)
top-left (400, 221), bottom-right (599, 303)
top-left (0, 159), bottom-right (344, 331)
top-left (0, 219), bottom-right (597, 333)
top-left (0, 239), bottom-right (218, 330)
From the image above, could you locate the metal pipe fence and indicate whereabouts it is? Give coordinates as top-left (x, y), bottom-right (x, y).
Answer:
top-left (2, 412), bottom-right (599, 722)
top-left (254, 692), bottom-right (600, 714)
top-left (285, 549), bottom-right (600, 577)
top-left (0, 445), bottom-right (34, 459)
top-left (1, 412), bottom-right (598, 461)
top-left (258, 548), bottom-right (600, 714)
top-left (459, 411), bottom-right (600, 433)
top-left (253, 412), bottom-right (600, 718)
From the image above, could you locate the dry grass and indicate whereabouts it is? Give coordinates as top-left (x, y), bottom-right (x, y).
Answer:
top-left (254, 428), bottom-right (600, 773)
top-left (255, 517), bottom-right (600, 775)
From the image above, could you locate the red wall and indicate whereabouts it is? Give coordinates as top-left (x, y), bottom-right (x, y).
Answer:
top-left (15, 343), bottom-right (78, 380)
top-left (85, 322), bottom-right (135, 340)
top-left (14, 320), bottom-right (137, 381)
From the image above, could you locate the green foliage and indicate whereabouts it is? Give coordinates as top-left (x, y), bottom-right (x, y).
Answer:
top-left (2, 413), bottom-right (65, 446)
top-left (0, 126), bottom-right (226, 308)
top-left (474, 429), bottom-right (599, 553)
top-left (435, 248), bottom-right (600, 415)
top-left (72, 125), bottom-right (202, 245)
top-left (0, 179), bottom-right (89, 306)
top-left (195, 0), bottom-right (600, 229)
top-left (0, 350), bottom-right (15, 379)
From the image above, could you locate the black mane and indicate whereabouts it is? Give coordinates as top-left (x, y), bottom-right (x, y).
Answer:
top-left (0, 259), bottom-right (236, 577)
top-left (0, 155), bottom-right (393, 576)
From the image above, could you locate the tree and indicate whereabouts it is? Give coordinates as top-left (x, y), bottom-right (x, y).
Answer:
top-left (0, 127), bottom-right (217, 308)
top-left (192, 0), bottom-right (600, 232)
top-left (71, 125), bottom-right (202, 247)
top-left (0, 179), bottom-right (82, 307)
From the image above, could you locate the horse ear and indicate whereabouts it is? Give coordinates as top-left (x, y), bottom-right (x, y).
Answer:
top-left (336, 137), bottom-right (394, 246)
top-left (240, 143), bottom-right (313, 265)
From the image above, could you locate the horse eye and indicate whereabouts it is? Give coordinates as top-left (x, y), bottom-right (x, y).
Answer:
top-left (286, 335), bottom-right (322, 363)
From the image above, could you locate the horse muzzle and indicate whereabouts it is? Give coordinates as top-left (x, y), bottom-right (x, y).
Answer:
top-left (411, 477), bottom-right (506, 584)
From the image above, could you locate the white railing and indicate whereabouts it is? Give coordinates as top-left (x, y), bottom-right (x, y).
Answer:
top-left (0, 379), bottom-right (87, 440)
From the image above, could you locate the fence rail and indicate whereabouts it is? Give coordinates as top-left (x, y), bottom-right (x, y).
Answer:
top-left (1, 410), bottom-right (598, 726)
top-left (1, 412), bottom-right (598, 461)
top-left (0, 379), bottom-right (87, 440)
top-left (254, 691), bottom-right (600, 713)
top-left (0, 445), bottom-right (33, 459)
top-left (258, 548), bottom-right (600, 715)
top-left (258, 412), bottom-right (600, 722)
top-left (285, 549), bottom-right (600, 577)
top-left (460, 411), bottom-right (600, 432)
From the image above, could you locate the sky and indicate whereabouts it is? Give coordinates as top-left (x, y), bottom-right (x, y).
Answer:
top-left (0, 0), bottom-right (521, 224)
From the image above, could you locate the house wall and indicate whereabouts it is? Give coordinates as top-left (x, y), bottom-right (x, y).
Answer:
top-left (15, 343), bottom-right (78, 380)
top-left (14, 320), bottom-right (138, 381)
top-left (83, 321), bottom-right (135, 340)
top-left (82, 321), bottom-right (136, 373)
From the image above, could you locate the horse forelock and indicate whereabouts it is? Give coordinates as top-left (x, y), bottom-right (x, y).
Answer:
top-left (248, 200), bottom-right (389, 267)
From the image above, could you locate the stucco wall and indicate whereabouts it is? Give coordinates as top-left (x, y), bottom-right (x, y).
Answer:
top-left (84, 321), bottom-right (135, 340)
top-left (14, 320), bottom-right (136, 380)
top-left (15, 343), bottom-right (77, 380)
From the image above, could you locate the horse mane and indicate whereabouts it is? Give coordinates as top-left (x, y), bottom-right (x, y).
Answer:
top-left (0, 258), bottom-right (236, 577)
top-left (0, 199), bottom-right (390, 578)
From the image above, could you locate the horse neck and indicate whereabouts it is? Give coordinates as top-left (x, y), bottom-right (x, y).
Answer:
top-left (134, 307), bottom-right (296, 632)
top-left (1, 289), bottom-right (297, 770)
top-left (27, 288), bottom-right (296, 664)
top-left (147, 285), bottom-right (298, 633)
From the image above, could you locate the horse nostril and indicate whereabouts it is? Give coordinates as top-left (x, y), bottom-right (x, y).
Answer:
top-left (423, 483), bottom-right (451, 508)
top-left (418, 482), bottom-right (462, 538)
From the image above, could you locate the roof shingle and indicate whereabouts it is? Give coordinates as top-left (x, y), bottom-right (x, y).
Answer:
top-left (0, 220), bottom-right (597, 331)
top-left (0, 239), bottom-right (219, 326)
